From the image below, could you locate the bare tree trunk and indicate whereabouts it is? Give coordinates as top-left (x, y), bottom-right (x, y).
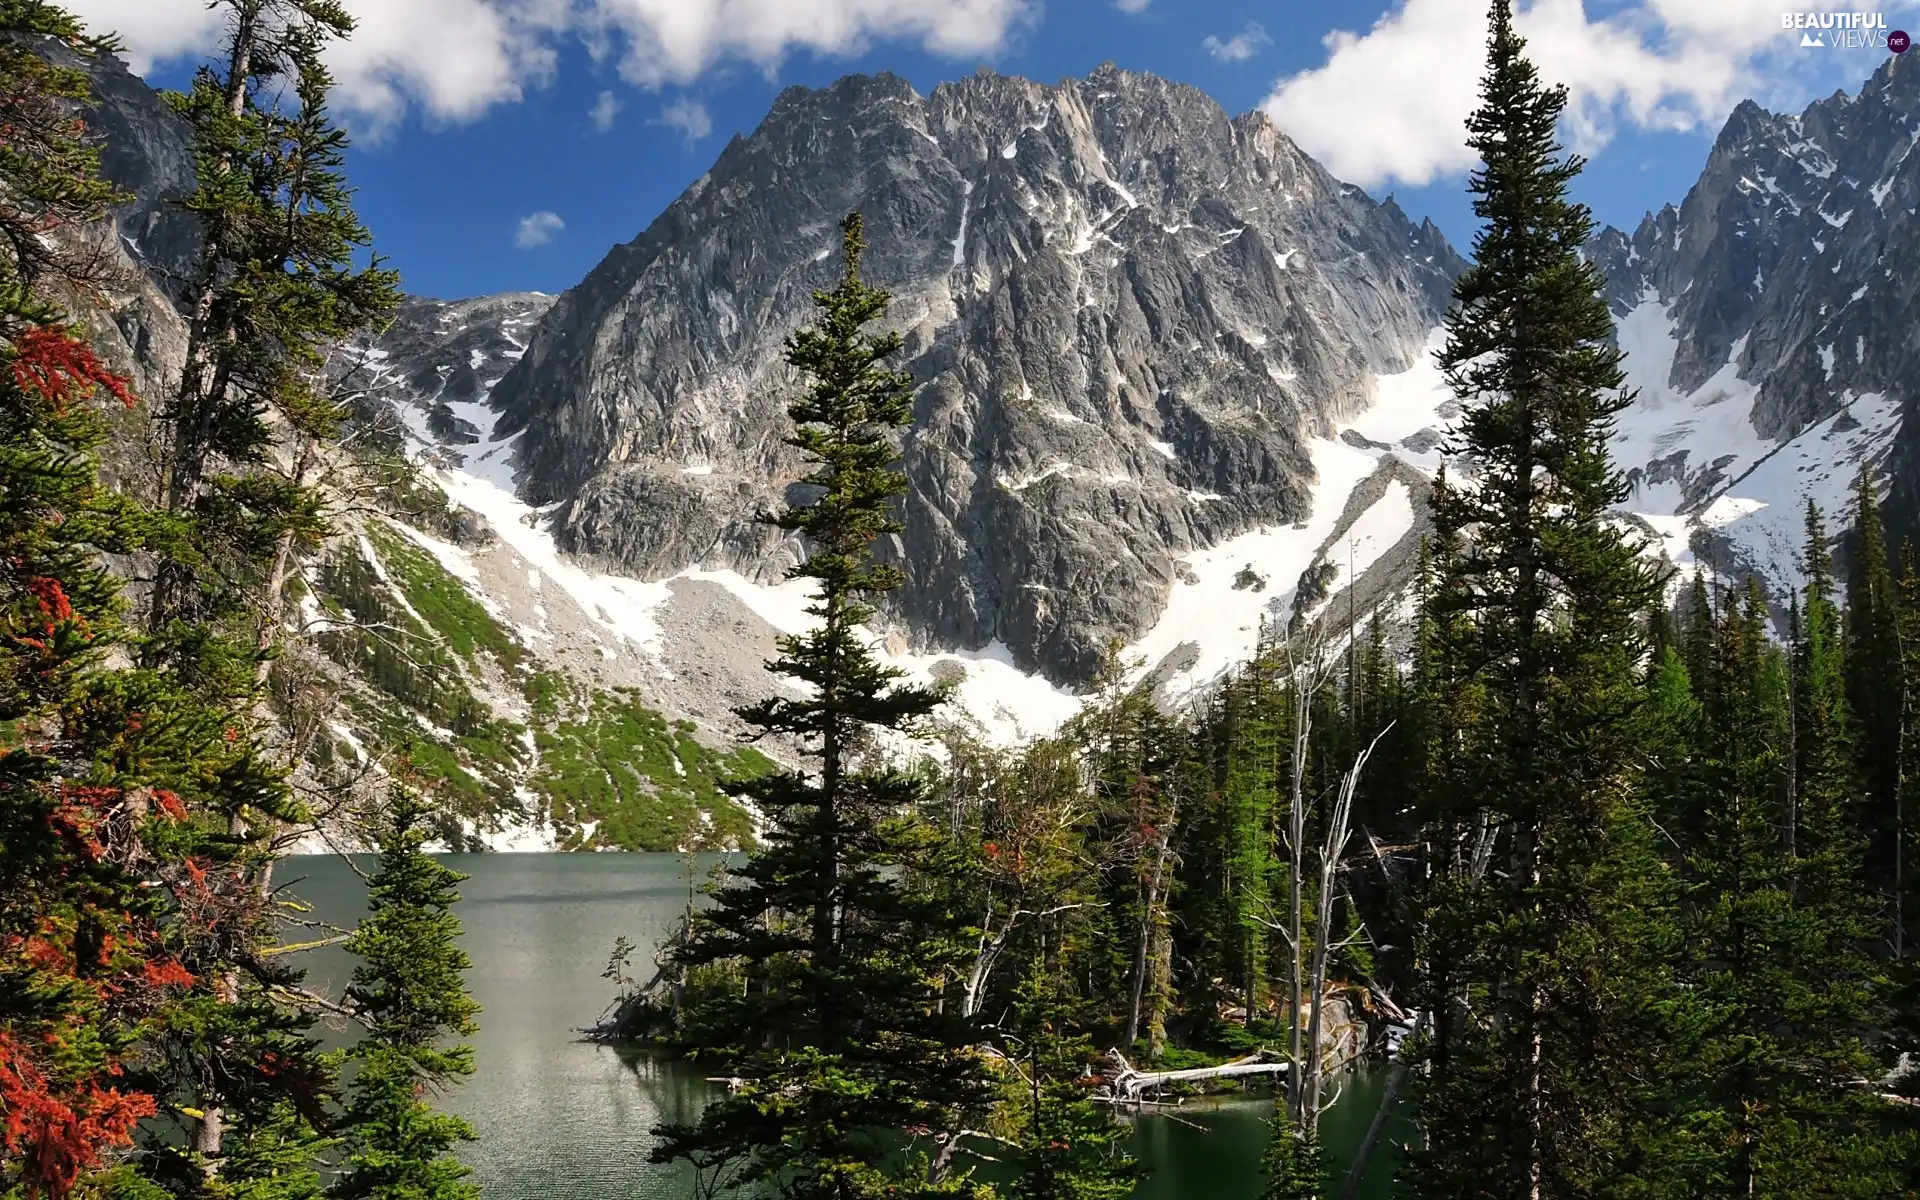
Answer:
top-left (1302, 727), bottom-right (1388, 1134)
top-left (1125, 825), bottom-right (1173, 1050)
top-left (1283, 630), bottom-right (1323, 1124)
top-left (194, 966), bottom-right (240, 1168)
top-left (153, 1), bottom-right (262, 631)
top-left (1146, 910), bottom-right (1174, 1059)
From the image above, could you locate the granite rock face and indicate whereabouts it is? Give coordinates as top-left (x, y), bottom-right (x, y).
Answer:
top-left (62, 47), bottom-right (198, 401)
top-left (1588, 51), bottom-right (1920, 548)
top-left (347, 293), bottom-right (556, 455)
top-left (490, 66), bottom-right (1463, 684)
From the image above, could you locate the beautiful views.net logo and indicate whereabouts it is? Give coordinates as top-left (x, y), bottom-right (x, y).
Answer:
top-left (1782, 11), bottom-right (1910, 51)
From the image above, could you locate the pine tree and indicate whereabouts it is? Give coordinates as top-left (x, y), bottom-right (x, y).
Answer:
top-left (134, 4), bottom-right (398, 1189)
top-left (1796, 501), bottom-right (1856, 852)
top-left (654, 214), bottom-right (992, 1199)
top-left (1890, 543), bottom-right (1920, 1115)
top-left (1259, 1118), bottom-right (1330, 1200)
top-left (1402, 3), bottom-right (1674, 1193)
top-left (1845, 468), bottom-right (1906, 923)
top-left (1641, 637), bottom-right (1702, 854)
top-left (1681, 571), bottom-right (1714, 701)
top-left (1659, 577), bottom-right (1903, 1195)
top-left (0, 7), bottom-right (200, 1195)
top-left (149, 0), bottom-right (397, 637)
top-left (1002, 971), bottom-right (1141, 1200)
top-left (332, 783), bottom-right (481, 1200)
top-left (1897, 541), bottom-right (1920, 962)
top-left (1693, 513), bottom-right (1914, 1196)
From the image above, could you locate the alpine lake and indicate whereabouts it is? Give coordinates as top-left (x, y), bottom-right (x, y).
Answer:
top-left (288, 853), bottom-right (1406, 1198)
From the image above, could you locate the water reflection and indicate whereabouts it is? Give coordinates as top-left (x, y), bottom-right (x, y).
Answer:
top-left (289, 853), bottom-right (1403, 1199)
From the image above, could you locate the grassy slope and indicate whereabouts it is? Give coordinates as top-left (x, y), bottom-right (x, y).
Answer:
top-left (312, 517), bottom-right (762, 850)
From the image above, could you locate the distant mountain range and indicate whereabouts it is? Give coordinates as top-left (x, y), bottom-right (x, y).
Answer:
top-left (87, 45), bottom-right (1920, 847)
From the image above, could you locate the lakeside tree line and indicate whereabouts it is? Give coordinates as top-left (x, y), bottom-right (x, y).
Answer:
top-left (634, 7), bottom-right (1920, 1200)
top-left (8, 0), bottom-right (1920, 1199)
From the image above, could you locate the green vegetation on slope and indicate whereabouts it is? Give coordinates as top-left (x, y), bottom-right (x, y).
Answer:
top-left (535, 687), bottom-right (765, 851)
top-left (364, 521), bottom-right (523, 666)
top-left (315, 519), bottom-right (759, 848)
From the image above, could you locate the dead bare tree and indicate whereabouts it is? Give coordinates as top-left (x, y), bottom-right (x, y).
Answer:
top-left (1300, 723), bottom-right (1392, 1135)
top-left (1280, 621), bottom-right (1332, 1124)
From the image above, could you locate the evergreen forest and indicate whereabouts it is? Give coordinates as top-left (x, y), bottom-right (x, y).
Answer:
top-left (6, 2), bottom-right (1920, 1199)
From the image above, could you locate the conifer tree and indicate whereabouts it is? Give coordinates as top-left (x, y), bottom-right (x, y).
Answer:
top-left (1845, 469), bottom-right (1905, 916)
top-left (1259, 1123), bottom-right (1329, 1200)
top-left (1661, 576), bottom-right (1906, 1196)
top-left (1890, 543), bottom-right (1920, 1101)
top-left (654, 214), bottom-right (992, 1199)
top-left (1402, 4), bottom-right (1673, 1193)
top-left (1641, 636), bottom-right (1701, 854)
top-left (1896, 542), bottom-right (1920, 960)
top-left (1681, 571), bottom-right (1714, 700)
top-left (1002, 971), bottom-right (1141, 1200)
top-left (1796, 502), bottom-right (1856, 851)
top-left (149, 0), bottom-right (397, 638)
top-left (332, 784), bottom-right (481, 1200)
top-left (133, 3), bottom-right (397, 1184)
top-left (0, 7), bottom-right (200, 1194)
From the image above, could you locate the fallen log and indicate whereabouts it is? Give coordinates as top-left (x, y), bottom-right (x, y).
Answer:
top-left (1102, 1049), bottom-right (1290, 1102)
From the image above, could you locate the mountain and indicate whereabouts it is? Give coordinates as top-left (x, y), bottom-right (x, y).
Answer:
top-left (488, 65), bottom-right (1464, 686)
top-left (1589, 50), bottom-right (1920, 599)
top-left (73, 50), bottom-right (777, 853)
top-left (78, 42), bottom-right (1920, 850)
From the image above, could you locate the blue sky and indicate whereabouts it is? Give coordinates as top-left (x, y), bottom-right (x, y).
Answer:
top-left (96, 0), bottom-right (1916, 300)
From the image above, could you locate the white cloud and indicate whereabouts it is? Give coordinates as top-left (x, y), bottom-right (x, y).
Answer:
top-left (1261, 0), bottom-right (1920, 190)
top-left (1115, 0), bottom-right (1151, 12)
top-left (654, 97), bottom-right (714, 144)
top-left (590, 89), bottom-right (623, 131)
top-left (67, 0), bottom-right (1035, 130)
top-left (514, 211), bottom-right (565, 248)
top-left (587, 0), bottom-right (1035, 87)
top-left (65, 0), bottom-right (222, 67)
top-left (1203, 21), bottom-right (1271, 63)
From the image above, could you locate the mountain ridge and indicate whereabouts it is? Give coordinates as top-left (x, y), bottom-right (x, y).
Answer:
top-left (484, 62), bottom-right (1465, 685)
top-left (75, 44), bottom-right (1920, 848)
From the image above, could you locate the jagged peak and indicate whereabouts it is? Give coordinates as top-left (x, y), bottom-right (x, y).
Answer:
top-left (765, 71), bottom-right (920, 121)
top-left (1713, 98), bottom-right (1780, 153)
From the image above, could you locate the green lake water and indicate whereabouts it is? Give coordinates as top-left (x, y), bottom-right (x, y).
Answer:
top-left (286, 853), bottom-right (1405, 1198)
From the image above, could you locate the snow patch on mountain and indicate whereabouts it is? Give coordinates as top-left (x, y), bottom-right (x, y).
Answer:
top-left (1132, 333), bottom-right (1448, 699)
top-left (438, 458), bottom-right (672, 658)
top-left (1610, 294), bottom-right (1902, 600)
top-left (1340, 481), bottom-right (1416, 581)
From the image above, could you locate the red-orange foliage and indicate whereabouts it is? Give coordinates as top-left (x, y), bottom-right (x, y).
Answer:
top-left (0, 773), bottom-right (199, 1194)
top-left (9, 325), bottom-right (135, 411)
top-left (27, 578), bottom-right (73, 626)
top-left (0, 1033), bottom-right (156, 1197)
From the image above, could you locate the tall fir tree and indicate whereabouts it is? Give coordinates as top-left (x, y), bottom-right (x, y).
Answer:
top-left (654, 214), bottom-right (992, 1199)
top-left (332, 783), bottom-right (481, 1200)
top-left (1402, 3), bottom-right (1674, 1194)
top-left (1795, 501), bottom-right (1855, 857)
top-left (1890, 543), bottom-right (1920, 1136)
top-left (135, 3), bottom-right (397, 1191)
top-left (1259, 1119), bottom-right (1330, 1200)
top-left (1658, 577), bottom-right (1907, 1196)
top-left (1897, 542), bottom-right (1920, 962)
top-left (149, 0), bottom-right (396, 639)
top-left (1844, 468), bottom-right (1906, 927)
top-left (0, 6), bottom-right (201, 1194)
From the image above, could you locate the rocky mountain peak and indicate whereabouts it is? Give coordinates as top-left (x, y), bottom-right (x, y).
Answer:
top-left (483, 64), bottom-right (1463, 685)
top-left (1580, 51), bottom-right (1920, 606)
